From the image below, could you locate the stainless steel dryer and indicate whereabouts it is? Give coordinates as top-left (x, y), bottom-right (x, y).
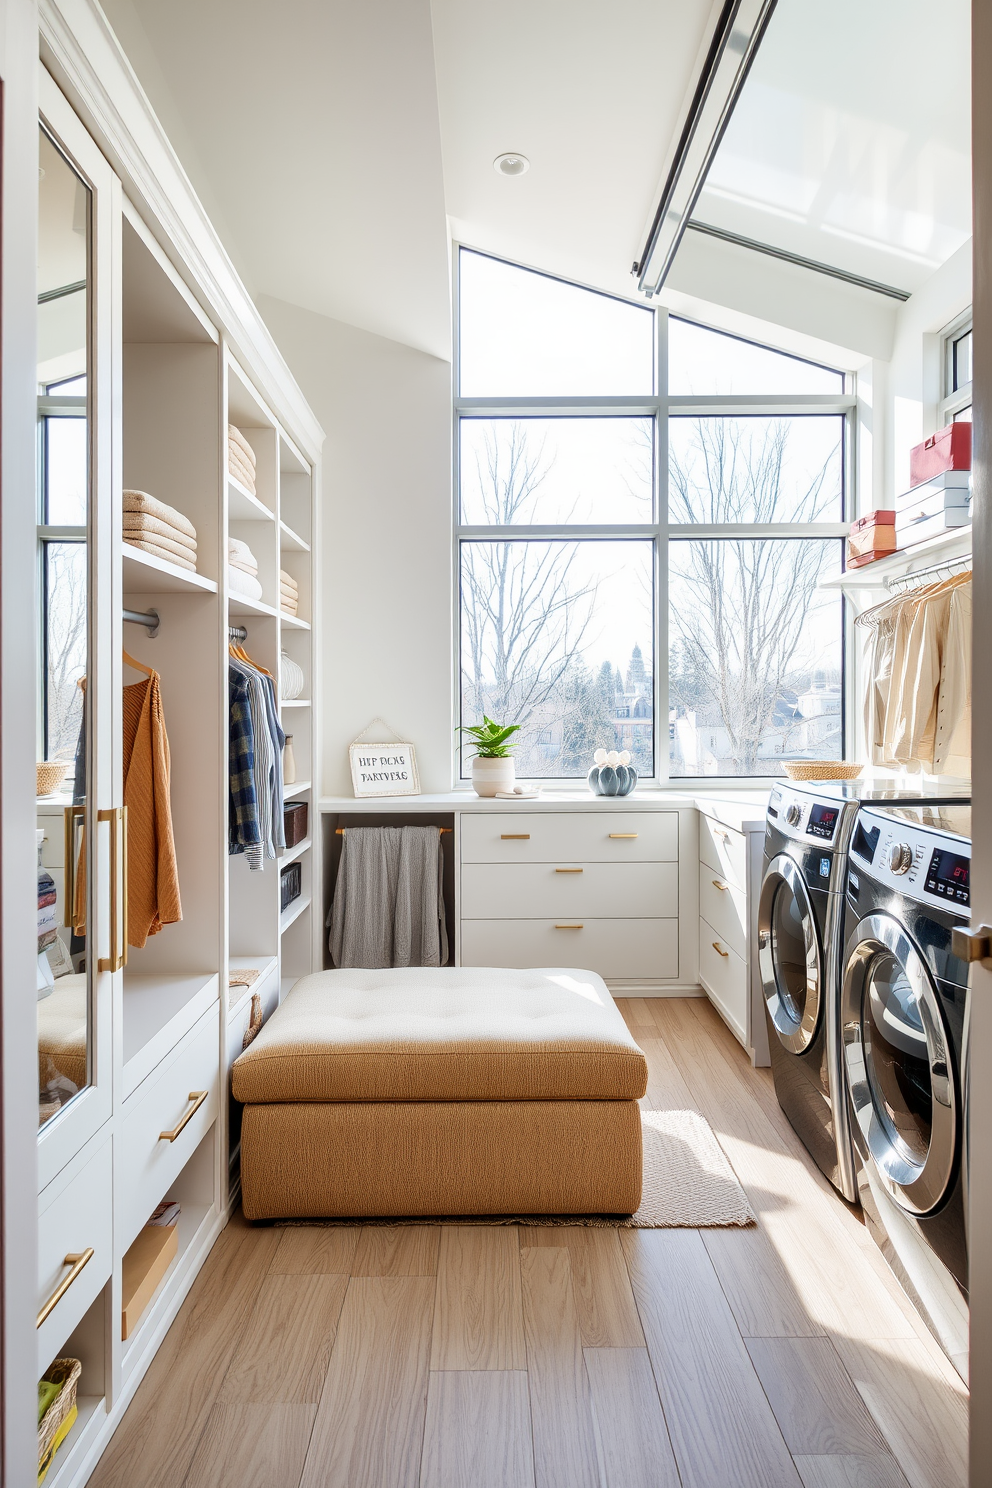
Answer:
top-left (758, 780), bottom-right (970, 1204)
top-left (842, 803), bottom-right (971, 1378)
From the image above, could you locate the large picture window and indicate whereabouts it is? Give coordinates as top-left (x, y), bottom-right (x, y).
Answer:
top-left (455, 249), bottom-right (852, 781)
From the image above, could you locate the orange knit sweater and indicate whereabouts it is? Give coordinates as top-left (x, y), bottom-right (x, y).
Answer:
top-left (123, 672), bottom-right (181, 947)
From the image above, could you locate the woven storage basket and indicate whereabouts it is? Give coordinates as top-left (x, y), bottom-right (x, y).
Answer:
top-left (784, 760), bottom-right (862, 782)
top-left (36, 761), bottom-right (69, 796)
top-left (38, 1358), bottom-right (81, 1483)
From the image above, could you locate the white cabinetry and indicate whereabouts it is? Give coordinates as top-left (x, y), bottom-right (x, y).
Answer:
top-left (696, 800), bottom-right (770, 1067)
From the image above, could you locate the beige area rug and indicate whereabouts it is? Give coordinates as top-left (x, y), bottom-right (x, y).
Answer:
top-left (272, 1108), bottom-right (756, 1230)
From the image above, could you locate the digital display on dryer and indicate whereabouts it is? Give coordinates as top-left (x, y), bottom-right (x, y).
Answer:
top-left (925, 848), bottom-right (970, 907)
top-left (852, 821), bottom-right (880, 864)
top-left (807, 803), bottom-right (839, 840)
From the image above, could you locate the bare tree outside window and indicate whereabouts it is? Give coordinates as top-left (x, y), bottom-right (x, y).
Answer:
top-left (44, 542), bottom-right (87, 761)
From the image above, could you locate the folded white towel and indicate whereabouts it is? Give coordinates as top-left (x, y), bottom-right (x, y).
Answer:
top-left (228, 537), bottom-right (258, 573)
top-left (124, 513), bottom-right (197, 553)
top-left (126, 537), bottom-right (197, 572)
top-left (123, 490), bottom-right (196, 542)
top-left (228, 447), bottom-right (257, 494)
top-left (231, 556), bottom-right (259, 577)
top-left (228, 424), bottom-right (257, 469)
top-left (279, 569), bottom-right (299, 593)
top-left (228, 565), bottom-right (263, 602)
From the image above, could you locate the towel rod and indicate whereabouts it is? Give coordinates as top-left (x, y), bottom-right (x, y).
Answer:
top-left (335, 826), bottom-right (451, 835)
top-left (123, 607), bottom-right (159, 637)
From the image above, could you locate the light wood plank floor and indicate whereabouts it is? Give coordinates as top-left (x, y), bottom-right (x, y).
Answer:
top-left (88, 998), bottom-right (968, 1488)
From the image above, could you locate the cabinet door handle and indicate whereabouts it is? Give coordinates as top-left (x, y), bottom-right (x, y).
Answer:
top-left (711, 878), bottom-right (729, 892)
top-left (555, 924), bottom-right (584, 930)
top-left (159, 1091), bottom-right (208, 1143)
top-left (555, 867), bottom-right (583, 873)
top-left (37, 1248), bottom-right (94, 1328)
top-left (609, 833), bottom-right (638, 839)
top-left (712, 941), bottom-right (729, 958)
top-left (98, 805), bottom-right (127, 972)
top-left (501, 834), bottom-right (530, 840)
top-left (62, 804), bottom-right (85, 929)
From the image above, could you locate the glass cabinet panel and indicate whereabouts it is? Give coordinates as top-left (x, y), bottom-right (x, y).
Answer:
top-left (36, 126), bottom-right (92, 1128)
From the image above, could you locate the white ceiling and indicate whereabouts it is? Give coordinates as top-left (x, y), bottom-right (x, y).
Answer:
top-left (690, 0), bottom-right (972, 296)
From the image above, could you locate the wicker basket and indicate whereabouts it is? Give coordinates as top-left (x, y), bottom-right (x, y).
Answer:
top-left (784, 760), bottom-right (863, 782)
top-left (38, 1358), bottom-right (81, 1484)
top-left (36, 761), bottom-right (70, 797)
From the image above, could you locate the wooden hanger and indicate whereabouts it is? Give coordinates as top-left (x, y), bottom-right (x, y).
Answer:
top-left (123, 648), bottom-right (155, 677)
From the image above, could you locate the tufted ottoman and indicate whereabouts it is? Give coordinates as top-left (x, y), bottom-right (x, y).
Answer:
top-left (231, 966), bottom-right (648, 1219)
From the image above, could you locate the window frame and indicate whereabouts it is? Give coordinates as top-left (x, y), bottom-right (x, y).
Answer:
top-left (37, 383), bottom-right (88, 761)
top-left (940, 309), bottom-right (973, 426)
top-left (453, 247), bottom-right (854, 787)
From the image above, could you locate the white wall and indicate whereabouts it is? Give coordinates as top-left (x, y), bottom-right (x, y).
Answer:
top-left (257, 294), bottom-right (454, 796)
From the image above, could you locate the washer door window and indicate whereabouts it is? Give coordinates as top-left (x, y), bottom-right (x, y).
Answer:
top-left (758, 854), bottom-right (822, 1053)
top-left (842, 913), bottom-right (956, 1215)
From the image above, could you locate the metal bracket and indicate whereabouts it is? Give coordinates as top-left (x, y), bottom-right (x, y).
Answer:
top-left (951, 925), bottom-right (992, 964)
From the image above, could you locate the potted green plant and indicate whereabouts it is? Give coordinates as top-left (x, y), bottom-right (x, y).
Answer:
top-left (457, 716), bottom-right (521, 797)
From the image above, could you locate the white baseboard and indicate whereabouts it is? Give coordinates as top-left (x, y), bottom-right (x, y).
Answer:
top-left (606, 981), bottom-right (705, 999)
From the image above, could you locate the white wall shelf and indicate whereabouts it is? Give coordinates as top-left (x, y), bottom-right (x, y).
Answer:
top-left (227, 955), bottom-right (279, 1020)
top-left (279, 520), bottom-right (310, 552)
top-left (820, 524), bottom-right (973, 591)
top-left (285, 780), bottom-right (312, 798)
top-left (279, 836), bottom-right (312, 866)
top-left (280, 612), bottom-right (311, 631)
top-left (123, 545), bottom-right (218, 594)
top-left (228, 593), bottom-right (281, 619)
top-left (228, 477), bottom-right (276, 522)
top-left (280, 893), bottom-right (312, 935)
top-left (281, 698), bottom-right (311, 709)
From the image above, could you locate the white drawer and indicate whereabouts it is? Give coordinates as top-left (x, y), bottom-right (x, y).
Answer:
top-left (699, 917), bottom-right (747, 1044)
top-left (461, 861), bottom-right (678, 920)
top-left (698, 862), bottom-right (747, 960)
top-left (460, 917), bottom-right (678, 980)
top-left (119, 1005), bottom-right (219, 1250)
top-left (460, 812), bottom-right (678, 864)
top-left (698, 814), bottom-right (748, 890)
top-left (226, 973), bottom-right (280, 1071)
top-left (38, 1130), bottom-right (112, 1374)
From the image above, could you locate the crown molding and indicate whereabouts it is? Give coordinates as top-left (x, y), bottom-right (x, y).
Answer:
top-left (38, 0), bottom-right (324, 456)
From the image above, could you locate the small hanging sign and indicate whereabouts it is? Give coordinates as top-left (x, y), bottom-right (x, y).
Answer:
top-left (348, 718), bottom-right (421, 798)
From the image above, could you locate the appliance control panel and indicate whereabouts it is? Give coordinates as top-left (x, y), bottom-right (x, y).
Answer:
top-left (767, 785), bottom-right (847, 848)
top-left (852, 807), bottom-right (970, 912)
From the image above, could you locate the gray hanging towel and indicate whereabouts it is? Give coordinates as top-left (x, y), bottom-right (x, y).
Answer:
top-left (328, 825), bottom-right (447, 969)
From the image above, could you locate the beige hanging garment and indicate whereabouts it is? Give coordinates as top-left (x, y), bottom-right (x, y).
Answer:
top-left (123, 665), bottom-right (182, 947)
top-left (933, 577), bottom-right (972, 776)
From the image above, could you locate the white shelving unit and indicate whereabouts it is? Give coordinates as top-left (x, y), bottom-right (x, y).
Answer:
top-left (821, 524), bottom-right (973, 593)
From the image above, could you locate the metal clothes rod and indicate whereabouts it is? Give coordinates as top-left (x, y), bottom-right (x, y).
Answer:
top-left (885, 555), bottom-right (972, 592)
top-left (123, 607), bottom-right (159, 637)
top-left (229, 625), bottom-right (248, 641)
top-left (335, 826), bottom-right (451, 835)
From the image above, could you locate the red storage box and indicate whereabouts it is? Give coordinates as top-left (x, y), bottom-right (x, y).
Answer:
top-left (848, 510), bottom-right (896, 560)
top-left (909, 423), bottom-right (972, 488)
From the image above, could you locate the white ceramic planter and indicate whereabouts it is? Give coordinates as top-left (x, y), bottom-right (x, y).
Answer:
top-left (471, 756), bottom-right (516, 797)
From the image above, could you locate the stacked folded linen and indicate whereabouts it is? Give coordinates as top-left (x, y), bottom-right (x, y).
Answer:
top-left (280, 568), bottom-right (299, 616)
top-left (123, 490), bottom-right (198, 572)
top-left (228, 424), bottom-right (257, 495)
top-left (228, 536), bottom-right (263, 602)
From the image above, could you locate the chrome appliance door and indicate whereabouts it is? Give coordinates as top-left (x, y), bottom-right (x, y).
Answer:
top-left (758, 853), bottom-right (823, 1054)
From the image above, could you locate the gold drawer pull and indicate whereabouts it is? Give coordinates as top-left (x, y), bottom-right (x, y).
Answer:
top-left (501, 834), bottom-right (530, 840)
top-left (555, 923), bottom-right (584, 930)
top-left (712, 941), bottom-right (729, 959)
top-left (555, 867), bottom-right (583, 873)
top-left (37, 1248), bottom-right (94, 1328)
top-left (609, 833), bottom-right (638, 839)
top-left (711, 879), bottom-right (729, 892)
top-left (159, 1091), bottom-right (208, 1143)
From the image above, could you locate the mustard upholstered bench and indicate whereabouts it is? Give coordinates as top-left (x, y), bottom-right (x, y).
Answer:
top-left (231, 966), bottom-right (648, 1220)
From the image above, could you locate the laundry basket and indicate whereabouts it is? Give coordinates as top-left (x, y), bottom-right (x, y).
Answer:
top-left (784, 761), bottom-right (862, 782)
top-left (38, 1357), bottom-right (81, 1483)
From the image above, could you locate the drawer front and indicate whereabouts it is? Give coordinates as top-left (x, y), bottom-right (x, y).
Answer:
top-left (699, 917), bottom-right (747, 1043)
top-left (698, 814), bottom-right (748, 890)
top-left (698, 863), bottom-right (746, 960)
top-left (461, 861), bottom-right (678, 920)
top-left (460, 917), bottom-right (678, 980)
top-left (460, 812), bottom-right (678, 864)
top-left (38, 1131), bottom-right (113, 1373)
top-left (120, 1005), bottom-right (220, 1249)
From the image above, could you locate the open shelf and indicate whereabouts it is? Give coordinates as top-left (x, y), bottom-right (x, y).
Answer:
top-left (122, 974), bottom-right (220, 1099)
top-left (228, 954), bottom-right (278, 1018)
top-left (280, 892), bottom-right (311, 935)
top-left (280, 611), bottom-right (311, 630)
top-left (279, 520), bottom-right (310, 553)
top-left (229, 593), bottom-right (281, 620)
top-left (228, 475), bottom-right (275, 523)
top-left (821, 524), bottom-right (972, 591)
top-left (285, 780), bottom-right (311, 798)
top-left (43, 1393), bottom-right (106, 1488)
top-left (123, 545), bottom-right (218, 595)
top-left (279, 836), bottom-right (312, 866)
top-left (120, 1201), bottom-right (213, 1372)
top-left (281, 698), bottom-right (311, 709)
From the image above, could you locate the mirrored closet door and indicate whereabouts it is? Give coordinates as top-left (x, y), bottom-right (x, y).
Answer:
top-left (37, 76), bottom-right (119, 1190)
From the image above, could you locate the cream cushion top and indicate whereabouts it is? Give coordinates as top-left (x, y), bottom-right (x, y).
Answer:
top-left (231, 967), bottom-right (648, 1104)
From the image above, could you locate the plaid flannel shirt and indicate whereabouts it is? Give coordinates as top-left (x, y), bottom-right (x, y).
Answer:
top-left (229, 668), bottom-right (263, 870)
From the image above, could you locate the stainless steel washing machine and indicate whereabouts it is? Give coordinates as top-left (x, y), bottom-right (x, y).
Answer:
top-left (842, 803), bottom-right (971, 1378)
top-left (758, 780), bottom-right (970, 1204)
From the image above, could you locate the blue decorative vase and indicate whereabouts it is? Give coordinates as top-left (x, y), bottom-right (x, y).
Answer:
top-left (587, 763), bottom-right (637, 797)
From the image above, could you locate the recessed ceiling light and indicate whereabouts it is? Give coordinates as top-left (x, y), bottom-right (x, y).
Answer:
top-left (494, 153), bottom-right (530, 177)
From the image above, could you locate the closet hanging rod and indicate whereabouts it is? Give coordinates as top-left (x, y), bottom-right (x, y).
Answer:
top-left (229, 625), bottom-right (248, 641)
top-left (885, 554), bottom-right (972, 592)
top-left (123, 607), bottom-right (159, 638)
top-left (335, 826), bottom-right (451, 835)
